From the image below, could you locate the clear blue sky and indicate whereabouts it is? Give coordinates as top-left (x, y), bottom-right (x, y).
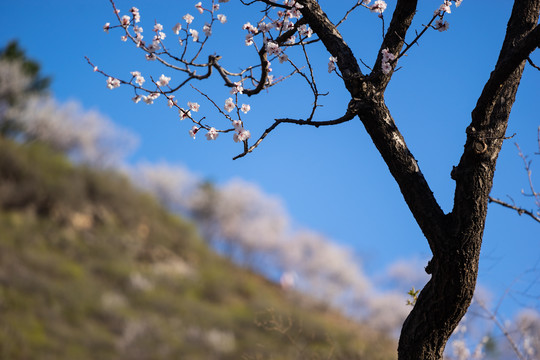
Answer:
top-left (1, 0), bottom-right (538, 320)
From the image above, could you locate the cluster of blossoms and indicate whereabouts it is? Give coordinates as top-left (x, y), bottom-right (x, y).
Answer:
top-left (232, 120), bottom-right (251, 143)
top-left (433, 0), bottom-right (463, 31)
top-left (100, 2), bottom-right (254, 144)
top-left (380, 48), bottom-right (395, 74)
top-left (98, 0), bottom-right (410, 148)
top-left (106, 77), bottom-right (121, 89)
top-left (368, 0), bottom-right (388, 15)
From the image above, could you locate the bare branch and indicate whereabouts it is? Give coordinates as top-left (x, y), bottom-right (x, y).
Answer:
top-left (527, 56), bottom-right (540, 70)
top-left (335, 1), bottom-right (365, 28)
top-left (233, 101), bottom-right (358, 160)
top-left (475, 300), bottom-right (527, 360)
top-left (488, 196), bottom-right (540, 223)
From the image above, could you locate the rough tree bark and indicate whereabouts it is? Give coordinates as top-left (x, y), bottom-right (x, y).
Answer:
top-left (297, 0), bottom-right (540, 358)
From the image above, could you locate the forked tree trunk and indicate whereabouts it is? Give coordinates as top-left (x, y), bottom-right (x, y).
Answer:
top-left (296, 0), bottom-right (540, 358)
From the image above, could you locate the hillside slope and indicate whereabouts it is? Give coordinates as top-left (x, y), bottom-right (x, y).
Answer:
top-left (0, 137), bottom-right (396, 360)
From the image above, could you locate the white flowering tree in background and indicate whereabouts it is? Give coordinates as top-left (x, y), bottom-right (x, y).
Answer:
top-left (90, 0), bottom-right (540, 358)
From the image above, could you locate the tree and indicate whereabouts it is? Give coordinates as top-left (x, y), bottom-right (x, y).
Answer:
top-left (91, 1), bottom-right (540, 358)
top-left (0, 41), bottom-right (50, 135)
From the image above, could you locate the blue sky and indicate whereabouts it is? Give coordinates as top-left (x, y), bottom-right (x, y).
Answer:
top-left (1, 0), bottom-right (538, 320)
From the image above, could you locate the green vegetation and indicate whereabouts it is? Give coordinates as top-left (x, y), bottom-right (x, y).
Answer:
top-left (0, 137), bottom-right (395, 359)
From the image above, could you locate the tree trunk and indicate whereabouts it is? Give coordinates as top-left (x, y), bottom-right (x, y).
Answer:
top-left (296, 0), bottom-right (540, 358)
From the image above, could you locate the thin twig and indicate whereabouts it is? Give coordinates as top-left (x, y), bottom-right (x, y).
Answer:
top-left (527, 57), bottom-right (540, 70)
top-left (488, 196), bottom-right (540, 223)
top-left (475, 300), bottom-right (527, 360)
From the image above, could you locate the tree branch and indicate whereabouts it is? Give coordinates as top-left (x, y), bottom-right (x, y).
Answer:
top-left (472, 24), bottom-right (540, 124)
top-left (233, 101), bottom-right (358, 160)
top-left (372, 0), bottom-right (418, 88)
top-left (297, 0), bottom-right (362, 80)
top-left (488, 196), bottom-right (540, 223)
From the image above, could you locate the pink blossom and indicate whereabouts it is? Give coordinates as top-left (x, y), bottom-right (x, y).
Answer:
top-left (381, 48), bottom-right (395, 62)
top-left (434, 19), bottom-right (450, 32)
top-left (103, 22), bottom-right (111, 32)
top-left (381, 62), bottom-right (392, 74)
top-left (173, 23), bottom-right (182, 35)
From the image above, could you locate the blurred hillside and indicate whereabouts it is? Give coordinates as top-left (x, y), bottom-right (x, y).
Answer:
top-left (0, 136), bottom-right (396, 360)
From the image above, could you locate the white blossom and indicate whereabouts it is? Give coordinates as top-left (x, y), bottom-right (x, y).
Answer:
top-left (106, 77), bottom-right (120, 89)
top-left (190, 28), bottom-right (199, 41)
top-left (189, 125), bottom-right (199, 138)
top-left (188, 101), bottom-right (200, 112)
top-left (156, 74), bottom-right (171, 87)
top-left (203, 23), bottom-right (212, 36)
top-left (184, 13), bottom-right (194, 24)
top-left (370, 0), bottom-right (387, 13)
top-left (224, 97), bottom-right (235, 112)
top-left (240, 104), bottom-right (251, 114)
top-left (179, 108), bottom-right (191, 120)
top-left (195, 2), bottom-right (204, 14)
top-left (205, 127), bottom-right (219, 140)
